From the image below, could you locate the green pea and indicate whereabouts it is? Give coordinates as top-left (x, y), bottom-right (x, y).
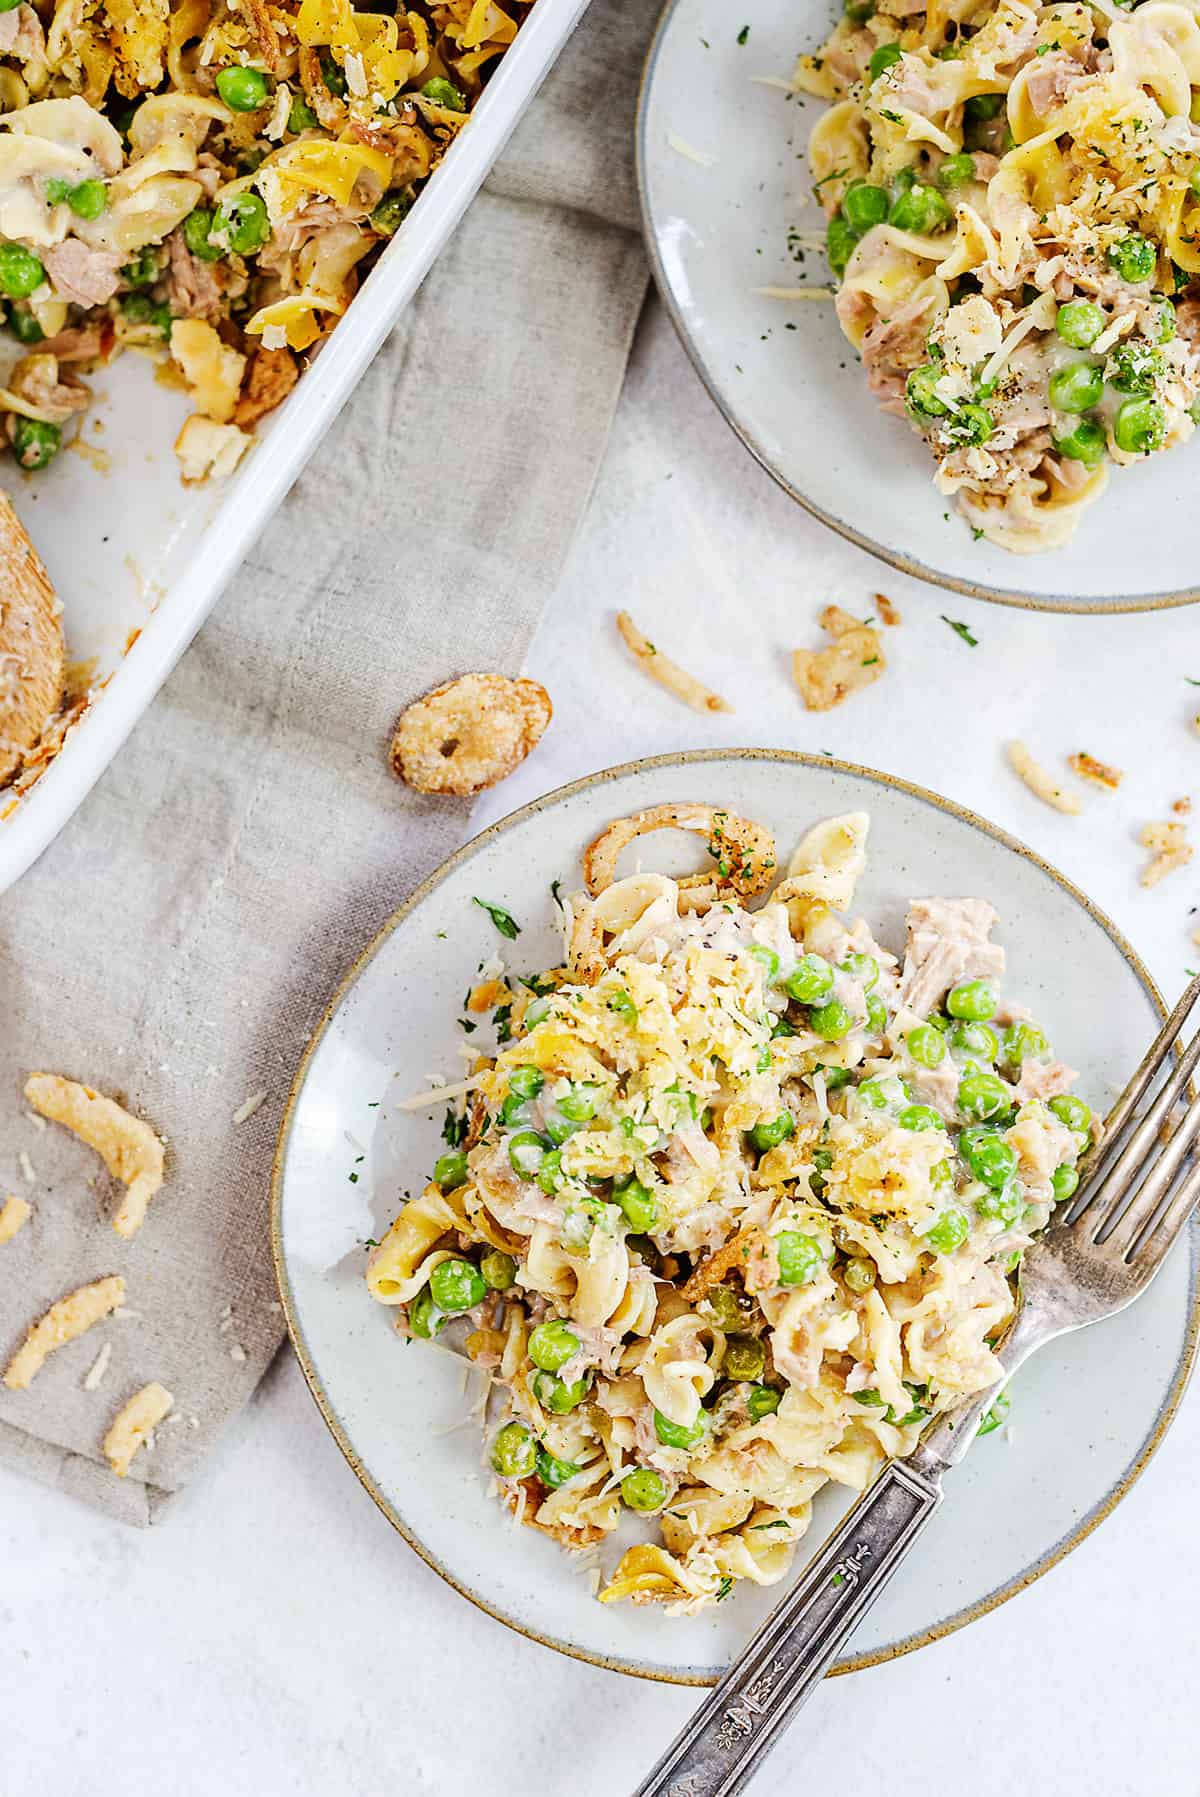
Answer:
top-left (964, 91), bottom-right (1004, 120)
top-left (0, 242), bottom-right (44, 298)
top-left (960, 1126), bottom-right (1016, 1188)
top-left (842, 181), bottom-right (889, 235)
top-left (865, 992), bottom-right (888, 1035)
top-left (653, 1407), bottom-right (707, 1449)
top-left (749, 1111), bottom-right (794, 1152)
top-left (121, 247), bottom-right (158, 288)
top-left (421, 75), bottom-right (466, 110)
top-left (722, 1332), bottom-right (766, 1381)
top-left (507, 1065), bottom-right (545, 1101)
top-left (703, 1285), bottom-right (743, 1332)
top-left (537, 1148), bottom-right (565, 1194)
top-left (1055, 300), bottom-right (1104, 347)
top-left (747, 1384), bottom-right (781, 1421)
top-left (859, 1075), bottom-right (903, 1109)
top-left (608, 989), bottom-right (638, 1023)
top-left (844, 0), bottom-right (873, 19)
top-left (491, 1420), bottom-right (537, 1478)
top-left (121, 292), bottom-right (154, 322)
top-left (1113, 395), bottom-right (1165, 454)
top-left (1054, 418), bottom-right (1106, 466)
top-left (64, 178), bottom-right (107, 219)
top-left (507, 1129), bottom-right (549, 1178)
top-left (182, 207), bottom-right (222, 262)
top-left (906, 1023), bottom-right (947, 1068)
top-left (957, 1071), bottom-right (1011, 1121)
top-left (821, 1065), bottom-right (854, 1090)
top-left (1048, 1094), bottom-right (1092, 1134)
top-left (288, 96), bottom-right (318, 132)
top-left (868, 42), bottom-right (902, 80)
top-left (747, 943), bottom-right (781, 982)
top-left (532, 1370), bottom-right (590, 1414)
top-left (558, 1084), bottom-right (597, 1122)
top-left (889, 182), bottom-right (952, 234)
top-left (926, 1207), bottom-right (969, 1253)
top-left (408, 1284), bottom-right (445, 1338)
top-left (536, 1446), bottom-right (580, 1488)
top-left (433, 1149), bottom-right (469, 1191)
top-left (11, 417), bottom-right (59, 470)
top-left (946, 979), bottom-right (997, 1022)
top-left (941, 402), bottom-right (994, 447)
top-left (784, 954), bottom-right (834, 1003)
top-left (937, 151), bottom-right (975, 188)
top-left (622, 1467), bottom-right (667, 1510)
top-left (776, 1231), bottom-right (824, 1286)
top-left (810, 999), bottom-right (854, 1041)
top-left (500, 1091), bottom-right (530, 1126)
top-left (429, 1257), bottom-right (486, 1313)
top-left (898, 1103), bottom-right (945, 1132)
top-left (1106, 233), bottom-right (1155, 284)
top-left (843, 1255), bottom-right (876, 1291)
top-left (614, 1176), bottom-right (658, 1232)
top-left (1048, 361), bottom-right (1103, 413)
top-left (43, 177), bottom-right (71, 206)
top-left (320, 50), bottom-right (346, 94)
top-left (1107, 339), bottom-right (1164, 394)
top-left (480, 1250), bottom-right (516, 1290)
top-left (1156, 301), bottom-right (1176, 342)
top-left (947, 1019), bottom-right (999, 1060)
top-left (7, 305), bottom-right (42, 344)
top-left (524, 996), bottom-right (552, 1027)
top-left (1051, 1162), bottom-right (1079, 1202)
top-left (216, 65), bottom-right (270, 110)
top-left (976, 1181), bottom-right (1022, 1224)
top-left (826, 214), bottom-right (858, 278)
top-left (906, 361), bottom-right (949, 421)
top-left (1003, 1021), bottom-right (1049, 1065)
top-left (838, 951), bottom-right (879, 990)
top-left (528, 1318), bottom-right (581, 1372)
top-left (214, 190), bottom-right (270, 255)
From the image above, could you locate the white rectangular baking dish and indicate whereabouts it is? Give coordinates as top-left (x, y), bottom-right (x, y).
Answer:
top-left (0, 0), bottom-right (590, 895)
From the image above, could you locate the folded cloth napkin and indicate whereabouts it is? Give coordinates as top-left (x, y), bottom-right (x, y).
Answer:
top-left (0, 0), bottom-right (651, 1524)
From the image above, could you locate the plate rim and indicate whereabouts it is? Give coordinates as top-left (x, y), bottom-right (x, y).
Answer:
top-left (634, 0), bottom-right (1200, 617)
top-left (271, 747), bottom-right (1200, 1685)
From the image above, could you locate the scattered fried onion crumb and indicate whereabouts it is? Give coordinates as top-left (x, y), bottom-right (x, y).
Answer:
top-left (390, 672), bottom-right (552, 797)
top-left (1173, 796), bottom-right (1192, 817)
top-left (231, 1088), bottom-right (269, 1126)
top-left (83, 1341), bottom-right (111, 1390)
top-left (616, 611), bottom-right (733, 716)
top-left (3, 1274), bottom-right (125, 1389)
top-left (24, 1074), bottom-right (165, 1238)
top-left (874, 593), bottom-right (902, 627)
top-left (793, 606), bottom-right (886, 711)
top-left (0, 1195), bottom-right (31, 1244)
top-left (1140, 819), bottom-right (1193, 888)
top-left (1067, 752), bottom-right (1123, 792)
top-left (103, 1381), bottom-right (174, 1477)
top-left (1007, 742), bottom-right (1083, 815)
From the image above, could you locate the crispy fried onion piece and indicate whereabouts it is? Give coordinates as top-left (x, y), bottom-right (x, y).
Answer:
top-left (1067, 752), bottom-right (1123, 793)
top-left (583, 805), bottom-right (777, 915)
top-left (792, 605), bottom-right (885, 711)
top-left (3, 1273), bottom-right (124, 1389)
top-left (616, 610), bottom-right (733, 715)
top-left (390, 672), bottom-right (552, 797)
top-left (681, 1225), bottom-right (769, 1305)
top-left (874, 592), bottom-right (902, 627)
top-left (0, 1195), bottom-right (32, 1244)
top-left (0, 490), bottom-right (65, 787)
top-left (1140, 820), bottom-right (1193, 888)
top-left (24, 1074), bottom-right (166, 1238)
top-left (1007, 742), bottom-right (1082, 816)
top-left (103, 1380), bottom-right (174, 1477)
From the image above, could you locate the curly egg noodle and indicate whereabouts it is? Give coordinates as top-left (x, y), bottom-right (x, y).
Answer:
top-left (0, 0), bottom-right (527, 480)
top-left (795, 0), bottom-right (1200, 550)
top-left (366, 808), bottom-right (1096, 1614)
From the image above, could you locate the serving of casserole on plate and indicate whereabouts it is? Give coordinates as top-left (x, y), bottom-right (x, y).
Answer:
top-left (273, 751), bottom-right (1200, 1683)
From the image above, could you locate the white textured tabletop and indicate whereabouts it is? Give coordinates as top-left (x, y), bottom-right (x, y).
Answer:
top-left (8, 299), bottom-right (1200, 1797)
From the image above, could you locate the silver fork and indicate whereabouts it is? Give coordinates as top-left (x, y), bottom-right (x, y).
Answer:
top-left (635, 972), bottom-right (1200, 1797)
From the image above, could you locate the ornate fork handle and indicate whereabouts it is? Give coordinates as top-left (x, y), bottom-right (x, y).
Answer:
top-left (632, 1448), bottom-right (945, 1797)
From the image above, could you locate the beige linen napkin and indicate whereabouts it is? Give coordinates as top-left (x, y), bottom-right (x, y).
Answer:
top-left (0, 0), bottom-right (651, 1524)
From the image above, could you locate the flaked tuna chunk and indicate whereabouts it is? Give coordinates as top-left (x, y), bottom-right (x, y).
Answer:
top-left (898, 897), bottom-right (1006, 1017)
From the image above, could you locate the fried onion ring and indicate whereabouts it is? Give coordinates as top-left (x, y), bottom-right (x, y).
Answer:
top-left (583, 804), bottom-right (777, 914)
top-left (390, 672), bottom-right (552, 797)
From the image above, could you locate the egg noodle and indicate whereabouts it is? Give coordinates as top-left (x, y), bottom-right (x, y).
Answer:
top-left (366, 807), bottom-right (1095, 1613)
top-left (0, 0), bottom-right (527, 481)
top-left (794, 0), bottom-right (1200, 551)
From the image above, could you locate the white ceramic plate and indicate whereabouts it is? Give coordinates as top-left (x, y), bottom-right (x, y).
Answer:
top-left (273, 751), bottom-right (1199, 1683)
top-left (637, 0), bottom-right (1200, 613)
top-left (0, 0), bottom-right (589, 895)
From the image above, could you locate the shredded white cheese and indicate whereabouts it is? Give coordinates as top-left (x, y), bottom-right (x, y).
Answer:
top-left (232, 1088), bottom-right (269, 1125)
top-left (83, 1342), bottom-right (111, 1390)
top-left (667, 130), bottom-right (717, 168)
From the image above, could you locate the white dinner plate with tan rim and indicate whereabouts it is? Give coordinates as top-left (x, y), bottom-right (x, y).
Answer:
top-left (272, 750), bottom-right (1199, 1684)
top-left (636, 0), bottom-right (1200, 613)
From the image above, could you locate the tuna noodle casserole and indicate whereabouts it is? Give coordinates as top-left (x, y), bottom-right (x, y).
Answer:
top-left (366, 808), bottom-right (1096, 1614)
top-left (0, 0), bottom-right (526, 480)
top-left (796, 0), bottom-right (1200, 550)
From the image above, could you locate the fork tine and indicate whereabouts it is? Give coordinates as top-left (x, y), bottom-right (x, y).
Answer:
top-left (1069, 1015), bottom-right (1200, 1236)
top-left (1128, 1147), bottom-right (1200, 1268)
top-left (1096, 1086), bottom-right (1200, 1256)
top-left (1078, 971), bottom-right (1200, 1184)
